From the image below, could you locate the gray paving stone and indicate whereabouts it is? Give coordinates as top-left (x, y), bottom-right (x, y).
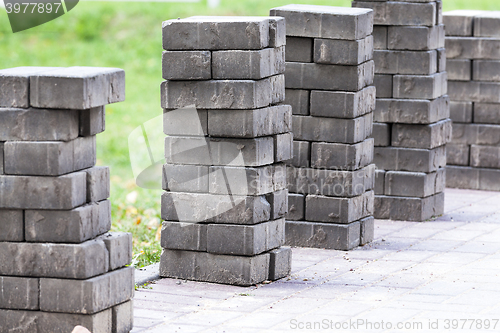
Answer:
top-left (384, 168), bottom-right (446, 198)
top-left (437, 48), bottom-right (446, 72)
top-left (0, 108), bottom-right (79, 141)
top-left (0, 172), bottom-right (87, 210)
top-left (269, 17), bottom-right (286, 48)
top-left (285, 89), bottom-right (310, 115)
top-left (207, 104), bottom-right (291, 138)
top-left (287, 165), bottom-right (375, 198)
top-left (314, 36), bottom-right (374, 65)
top-left (4, 136), bottom-right (96, 176)
top-left (268, 247), bottom-right (292, 280)
top-left (0, 276), bottom-right (39, 310)
top-left (391, 119), bottom-right (452, 149)
top-left (473, 11), bottom-right (500, 38)
top-left (373, 123), bottom-right (391, 147)
top-left (287, 193), bottom-right (305, 221)
top-left (161, 192), bottom-right (271, 224)
top-left (446, 37), bottom-right (500, 60)
top-left (162, 51), bottom-right (212, 80)
top-left (305, 190), bottom-right (374, 223)
top-left (443, 10), bottom-right (478, 36)
top-left (270, 4), bottom-right (373, 40)
top-left (25, 201), bottom-right (111, 243)
top-left (160, 249), bottom-right (270, 286)
top-left (449, 101), bottom-right (473, 123)
top-left (292, 113), bottom-right (373, 144)
top-left (446, 165), bottom-right (500, 191)
top-left (375, 169), bottom-right (385, 195)
top-left (86, 166), bottom-right (110, 203)
top-left (473, 60), bottom-right (500, 82)
top-left (447, 59), bottom-right (472, 81)
top-left (80, 106), bottom-right (105, 137)
top-left (161, 222), bottom-right (207, 252)
top-left (39, 266), bottom-right (134, 314)
top-left (285, 220), bottom-right (361, 250)
top-left (285, 61), bottom-right (374, 92)
top-left (360, 216), bottom-right (375, 245)
top-left (310, 138), bottom-right (374, 170)
top-left (374, 95), bottom-right (450, 124)
top-left (373, 26), bottom-right (388, 50)
top-left (309, 85), bottom-right (376, 118)
top-left (162, 164), bottom-right (209, 193)
top-left (374, 50), bottom-right (437, 75)
top-left (291, 140), bottom-right (310, 168)
top-left (387, 24), bottom-right (445, 51)
top-left (448, 81), bottom-right (500, 103)
top-left (393, 72), bottom-right (447, 99)
top-left (274, 133), bottom-right (293, 162)
top-left (0, 142), bottom-right (3, 175)
top-left (112, 300), bottom-right (134, 333)
top-left (266, 189), bottom-right (288, 220)
top-left (0, 239), bottom-right (109, 279)
top-left (163, 107), bottom-right (208, 136)
top-left (374, 192), bottom-right (445, 221)
top-left (470, 145), bottom-right (500, 168)
top-left (374, 74), bottom-right (393, 98)
top-left (352, 1), bottom-right (436, 26)
top-left (0, 209), bottom-right (23, 242)
top-left (446, 144), bottom-right (470, 166)
top-left (99, 232), bottom-right (133, 271)
top-left (474, 103), bottom-right (500, 124)
top-left (164, 136), bottom-right (274, 167)
top-left (451, 123), bottom-right (500, 146)
top-left (374, 146), bottom-right (447, 173)
top-left (285, 37), bottom-right (313, 63)
top-left (270, 73), bottom-right (286, 105)
top-left (212, 47), bottom-right (285, 80)
top-left (30, 67), bottom-right (125, 109)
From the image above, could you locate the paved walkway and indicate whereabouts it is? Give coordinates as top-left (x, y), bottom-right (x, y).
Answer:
top-left (132, 188), bottom-right (500, 332)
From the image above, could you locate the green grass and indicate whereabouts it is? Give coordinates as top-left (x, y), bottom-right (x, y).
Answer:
top-left (1, 0), bottom-right (500, 267)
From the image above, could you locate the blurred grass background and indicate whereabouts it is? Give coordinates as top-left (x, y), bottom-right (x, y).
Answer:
top-left (1, 0), bottom-right (499, 267)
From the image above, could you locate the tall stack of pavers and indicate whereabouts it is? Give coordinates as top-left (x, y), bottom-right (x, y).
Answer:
top-left (160, 16), bottom-right (292, 286)
top-left (444, 11), bottom-right (500, 191)
top-left (270, 5), bottom-right (376, 250)
top-left (352, 0), bottom-right (451, 221)
top-left (0, 67), bottom-right (133, 333)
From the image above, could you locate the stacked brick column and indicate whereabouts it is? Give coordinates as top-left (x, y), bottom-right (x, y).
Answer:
top-left (353, 0), bottom-right (451, 221)
top-left (0, 67), bottom-right (133, 333)
top-left (270, 5), bottom-right (376, 250)
top-left (160, 16), bottom-right (292, 286)
top-left (444, 11), bottom-right (500, 191)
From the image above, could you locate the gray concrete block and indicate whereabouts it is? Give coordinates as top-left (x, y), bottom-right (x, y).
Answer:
top-left (384, 168), bottom-right (445, 198)
top-left (310, 138), bottom-right (374, 170)
top-left (446, 144), bottom-right (470, 166)
top-left (451, 123), bottom-right (500, 146)
top-left (374, 74), bottom-right (393, 98)
top-left (86, 166), bottom-right (110, 203)
top-left (373, 26), bottom-right (388, 50)
top-left (287, 165), bottom-right (375, 198)
top-left (436, 0), bottom-right (443, 25)
top-left (40, 266), bottom-right (134, 314)
top-left (292, 113), bottom-right (373, 144)
top-left (291, 140), bottom-right (310, 168)
top-left (4, 136), bottom-right (96, 176)
top-left (285, 61), bottom-right (374, 92)
top-left (0, 276), bottom-right (39, 310)
top-left (212, 47), bottom-right (285, 80)
top-left (437, 48), bottom-right (446, 72)
top-left (266, 189), bottom-right (288, 220)
top-left (374, 50), bottom-right (437, 75)
top-left (162, 164), bottom-right (209, 193)
top-left (393, 72), bottom-right (447, 99)
top-left (470, 145), bottom-right (500, 168)
top-left (207, 104), bottom-right (291, 138)
top-left (374, 169), bottom-right (385, 195)
top-left (374, 95), bottom-right (450, 124)
top-left (473, 60), bottom-right (500, 82)
top-left (285, 220), bottom-right (361, 250)
top-left (474, 12), bottom-right (500, 38)
top-left (30, 67), bottom-right (125, 109)
top-left (162, 51), bottom-right (212, 80)
top-left (270, 4), bottom-right (373, 40)
top-left (0, 209), bottom-right (23, 242)
top-left (387, 24), bottom-right (445, 51)
top-left (360, 216), bottom-right (375, 246)
top-left (446, 37), bottom-right (500, 60)
top-left (274, 133), bottom-right (293, 162)
top-left (447, 59), bottom-right (472, 81)
top-left (270, 74), bottom-right (286, 105)
top-left (374, 146), bottom-right (447, 173)
top-left (112, 300), bottom-right (133, 333)
top-left (314, 36), bottom-right (374, 65)
top-left (0, 108), bottom-right (79, 142)
top-left (309, 85), bottom-right (376, 118)
top-left (443, 10), bottom-right (477, 37)
top-left (269, 17), bottom-right (286, 48)
top-left (160, 249), bottom-right (270, 286)
top-left (446, 165), bottom-right (500, 191)
top-left (374, 192), bottom-right (445, 221)
top-left (285, 37), bottom-right (313, 63)
top-left (305, 190), bottom-right (374, 224)
top-left (0, 172), bottom-right (87, 210)
top-left (161, 222), bottom-right (207, 252)
top-left (449, 101), bottom-right (473, 123)
top-left (391, 119), bottom-right (452, 149)
top-left (352, 1), bottom-right (436, 26)
top-left (164, 107), bottom-right (208, 136)
top-left (474, 103), bottom-right (500, 124)
top-left (287, 193), bottom-right (305, 221)
top-left (448, 81), bottom-right (500, 103)
top-left (80, 106), bottom-right (105, 137)
top-left (165, 136), bottom-right (274, 167)
top-left (0, 142), bottom-right (3, 175)
top-left (0, 239), bottom-right (109, 279)
top-left (99, 232), bottom-right (133, 271)
top-left (285, 89), bottom-right (310, 115)
top-left (268, 247), bottom-right (292, 281)
top-left (162, 16), bottom-right (273, 50)
top-left (161, 192), bottom-right (271, 224)
top-left (373, 123), bottom-right (391, 147)
top-left (25, 201), bottom-right (111, 243)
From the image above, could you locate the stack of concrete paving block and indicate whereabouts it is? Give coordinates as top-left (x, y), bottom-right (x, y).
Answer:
top-left (160, 16), bottom-right (292, 286)
top-left (444, 11), bottom-right (500, 191)
top-left (0, 66), bottom-right (133, 333)
top-left (352, 0), bottom-right (451, 221)
top-left (269, 5), bottom-right (376, 250)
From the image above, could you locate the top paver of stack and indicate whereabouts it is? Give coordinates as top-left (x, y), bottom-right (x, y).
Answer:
top-left (444, 10), bottom-right (500, 37)
top-left (353, 0), bottom-right (440, 26)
